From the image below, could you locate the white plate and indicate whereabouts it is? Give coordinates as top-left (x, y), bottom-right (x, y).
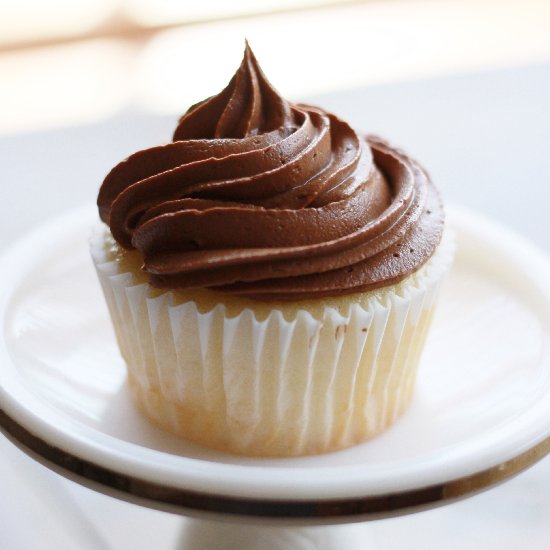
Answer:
top-left (1, 205), bottom-right (550, 519)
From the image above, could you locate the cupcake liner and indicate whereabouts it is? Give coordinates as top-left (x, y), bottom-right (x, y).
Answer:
top-left (91, 228), bottom-right (453, 457)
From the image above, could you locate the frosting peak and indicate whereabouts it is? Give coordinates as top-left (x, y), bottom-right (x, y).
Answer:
top-left (173, 42), bottom-right (292, 140)
top-left (97, 43), bottom-right (444, 300)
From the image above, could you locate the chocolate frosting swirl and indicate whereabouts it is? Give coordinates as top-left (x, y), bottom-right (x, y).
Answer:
top-left (98, 43), bottom-right (444, 300)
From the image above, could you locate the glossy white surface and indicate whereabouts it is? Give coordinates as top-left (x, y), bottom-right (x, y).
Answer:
top-left (1, 205), bottom-right (550, 506)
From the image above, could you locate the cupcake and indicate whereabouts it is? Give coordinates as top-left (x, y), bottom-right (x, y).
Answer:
top-left (91, 43), bottom-right (453, 457)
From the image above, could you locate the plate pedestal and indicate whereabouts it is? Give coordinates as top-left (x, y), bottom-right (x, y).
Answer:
top-left (177, 521), bottom-right (373, 550)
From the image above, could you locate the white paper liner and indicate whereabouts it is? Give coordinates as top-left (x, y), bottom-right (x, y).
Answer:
top-left (91, 227), bottom-right (454, 457)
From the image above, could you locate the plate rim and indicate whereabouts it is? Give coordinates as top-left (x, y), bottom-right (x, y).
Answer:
top-left (2, 405), bottom-right (550, 522)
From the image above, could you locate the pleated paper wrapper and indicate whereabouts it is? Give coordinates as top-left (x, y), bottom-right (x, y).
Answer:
top-left (90, 228), bottom-right (454, 457)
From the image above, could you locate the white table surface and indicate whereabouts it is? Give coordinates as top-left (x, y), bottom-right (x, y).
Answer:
top-left (1, 62), bottom-right (550, 549)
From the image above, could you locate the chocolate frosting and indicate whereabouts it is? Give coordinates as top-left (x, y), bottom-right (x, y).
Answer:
top-left (98, 43), bottom-right (444, 300)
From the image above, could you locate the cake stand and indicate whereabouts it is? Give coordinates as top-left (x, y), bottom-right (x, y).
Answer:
top-left (1, 204), bottom-right (550, 549)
